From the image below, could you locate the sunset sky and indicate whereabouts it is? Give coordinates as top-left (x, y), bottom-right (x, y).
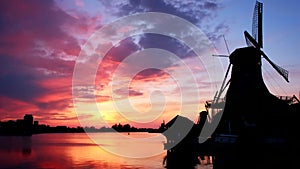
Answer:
top-left (0, 0), bottom-right (299, 128)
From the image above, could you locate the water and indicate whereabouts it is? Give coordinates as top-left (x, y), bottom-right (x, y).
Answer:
top-left (0, 132), bottom-right (167, 169)
top-left (0, 133), bottom-right (213, 169)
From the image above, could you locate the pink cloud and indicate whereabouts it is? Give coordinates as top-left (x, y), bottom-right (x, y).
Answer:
top-left (0, 96), bottom-right (39, 120)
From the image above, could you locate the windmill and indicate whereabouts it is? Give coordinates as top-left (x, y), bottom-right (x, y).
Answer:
top-left (206, 0), bottom-right (290, 121)
top-left (212, 36), bottom-right (231, 106)
top-left (205, 35), bottom-right (231, 115)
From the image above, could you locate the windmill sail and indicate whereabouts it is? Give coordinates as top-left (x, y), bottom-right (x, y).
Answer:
top-left (264, 58), bottom-right (289, 82)
top-left (252, 1), bottom-right (263, 48)
top-left (245, 31), bottom-right (260, 49)
top-left (246, 1), bottom-right (263, 48)
top-left (244, 31), bottom-right (289, 82)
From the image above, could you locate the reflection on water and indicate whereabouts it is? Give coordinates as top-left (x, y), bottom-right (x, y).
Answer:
top-left (0, 133), bottom-right (166, 169)
top-left (0, 133), bottom-right (213, 169)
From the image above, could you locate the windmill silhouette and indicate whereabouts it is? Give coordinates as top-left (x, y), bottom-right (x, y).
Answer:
top-left (208, 0), bottom-right (292, 140)
top-left (209, 2), bottom-right (296, 169)
top-left (208, 1), bottom-right (290, 115)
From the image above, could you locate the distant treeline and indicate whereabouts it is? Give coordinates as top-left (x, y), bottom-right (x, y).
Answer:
top-left (111, 123), bottom-right (165, 133)
top-left (0, 115), bottom-right (166, 136)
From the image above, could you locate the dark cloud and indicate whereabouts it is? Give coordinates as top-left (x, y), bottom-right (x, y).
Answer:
top-left (102, 33), bottom-right (196, 71)
top-left (137, 68), bottom-right (163, 77)
top-left (100, 0), bottom-right (226, 35)
top-left (0, 54), bottom-right (46, 101)
top-left (101, 0), bottom-right (220, 24)
top-left (114, 87), bottom-right (144, 97)
top-left (105, 37), bottom-right (141, 62)
top-left (133, 68), bottom-right (167, 81)
top-left (138, 34), bottom-right (196, 59)
top-left (128, 89), bottom-right (144, 97)
top-left (206, 22), bottom-right (230, 42)
top-left (0, 73), bottom-right (45, 102)
top-left (98, 0), bottom-right (224, 62)
top-left (37, 98), bottom-right (72, 112)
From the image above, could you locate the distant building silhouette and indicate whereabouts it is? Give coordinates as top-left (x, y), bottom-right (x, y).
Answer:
top-left (23, 114), bottom-right (33, 136)
top-left (0, 114), bottom-right (33, 136)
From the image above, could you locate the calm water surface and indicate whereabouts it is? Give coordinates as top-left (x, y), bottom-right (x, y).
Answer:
top-left (0, 133), bottom-right (212, 169)
top-left (0, 133), bottom-right (165, 169)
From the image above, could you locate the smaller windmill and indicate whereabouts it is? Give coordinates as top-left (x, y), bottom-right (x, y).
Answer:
top-left (212, 35), bottom-right (232, 104)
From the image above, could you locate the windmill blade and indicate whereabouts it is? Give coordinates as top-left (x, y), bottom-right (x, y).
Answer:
top-left (252, 1), bottom-right (263, 48)
top-left (244, 31), bottom-right (289, 82)
top-left (260, 52), bottom-right (289, 82)
top-left (212, 35), bottom-right (230, 58)
top-left (223, 35), bottom-right (230, 54)
top-left (216, 63), bottom-right (232, 101)
top-left (244, 31), bottom-right (260, 49)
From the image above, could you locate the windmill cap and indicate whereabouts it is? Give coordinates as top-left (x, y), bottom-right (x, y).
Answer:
top-left (230, 46), bottom-right (261, 65)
